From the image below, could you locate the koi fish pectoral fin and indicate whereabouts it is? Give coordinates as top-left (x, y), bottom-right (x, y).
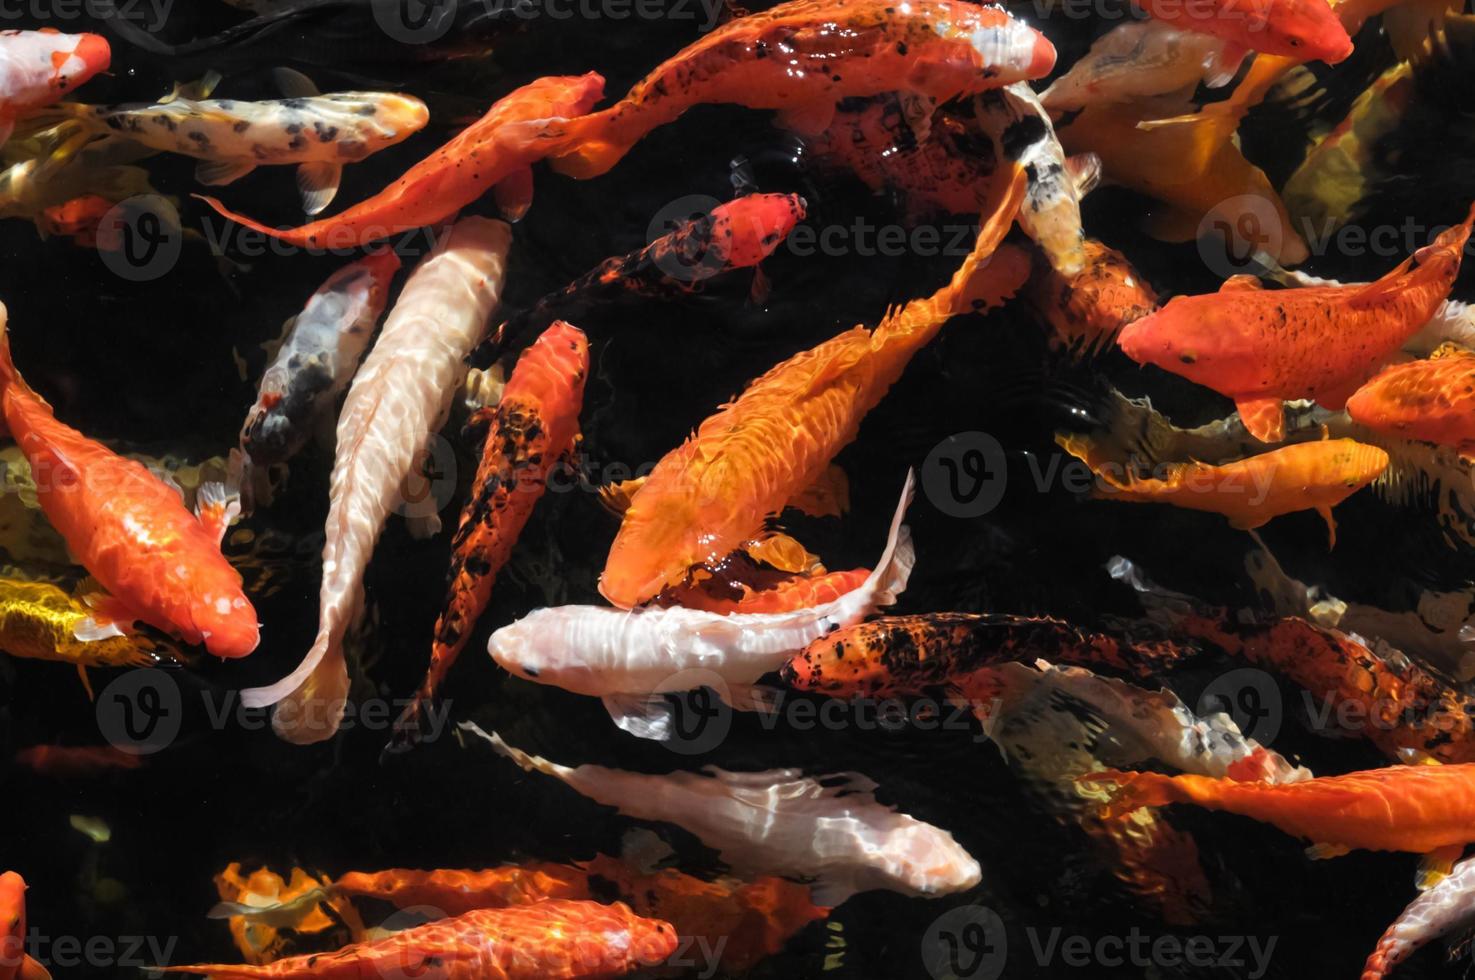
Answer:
top-left (195, 481), bottom-right (242, 548)
top-left (598, 475), bottom-right (648, 516)
top-left (1416, 845), bottom-right (1464, 891)
top-left (1235, 397), bottom-right (1285, 443)
top-left (296, 162), bottom-right (342, 216)
top-left (1317, 505), bottom-right (1338, 550)
top-left (74, 587), bottom-right (142, 639)
top-left (1203, 41), bottom-right (1248, 88)
top-left (18, 954), bottom-right (51, 980)
top-left (493, 166), bottom-right (535, 223)
top-left (194, 159), bottom-right (256, 187)
top-left (602, 692), bottom-right (676, 741)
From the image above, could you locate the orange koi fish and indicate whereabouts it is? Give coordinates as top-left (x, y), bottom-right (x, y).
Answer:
top-left (1091, 762), bottom-right (1475, 859)
top-left (162, 900), bottom-right (678, 979)
top-left (1116, 203), bottom-right (1475, 442)
top-left (1347, 343), bottom-right (1475, 456)
top-left (1055, 432), bottom-right (1388, 546)
top-left (1134, 0), bottom-right (1352, 63)
top-left (0, 871), bottom-right (47, 980)
top-left (1022, 239), bottom-right (1159, 356)
top-left (389, 322), bottom-right (588, 752)
top-left (13, 743), bottom-right (143, 776)
top-left (197, 73), bottom-right (604, 250)
top-left (0, 29), bottom-right (110, 147)
top-left (211, 864), bottom-right (361, 967)
top-left (598, 170), bottom-right (1028, 607)
top-left (35, 194), bottom-right (114, 248)
top-left (535, 0), bottom-right (1056, 179)
top-left (659, 562), bottom-right (872, 614)
top-left (0, 303), bottom-right (258, 658)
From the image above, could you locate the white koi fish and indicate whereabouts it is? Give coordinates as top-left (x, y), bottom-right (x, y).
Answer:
top-left (1364, 853), bottom-right (1475, 980)
top-left (242, 216), bottom-right (512, 744)
top-left (488, 472), bottom-right (916, 741)
top-left (0, 29), bottom-right (109, 146)
top-left (459, 722), bottom-right (981, 907)
top-left (1040, 21), bottom-right (1241, 112)
top-left (56, 68), bottom-right (427, 214)
top-left (231, 246), bottom-right (401, 511)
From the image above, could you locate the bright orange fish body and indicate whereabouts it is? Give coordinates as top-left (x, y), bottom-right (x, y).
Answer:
top-left (541, 0), bottom-right (1056, 178)
top-left (163, 900), bottom-right (677, 980)
top-left (1347, 344), bottom-right (1475, 454)
top-left (1135, 0), bottom-right (1352, 63)
top-left (0, 871), bottom-right (48, 980)
top-left (391, 322), bottom-right (588, 750)
top-left (198, 74), bottom-right (605, 249)
top-left (0, 304), bottom-right (257, 658)
top-left (598, 173), bottom-right (1028, 607)
top-left (1117, 205), bottom-right (1475, 442)
top-left (1097, 763), bottom-right (1475, 856)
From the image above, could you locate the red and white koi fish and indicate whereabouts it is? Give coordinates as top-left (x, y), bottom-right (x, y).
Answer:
top-left (0, 29), bottom-right (109, 147)
top-left (462, 723), bottom-right (981, 908)
top-left (241, 217), bottom-right (512, 744)
top-left (0, 303), bottom-right (257, 658)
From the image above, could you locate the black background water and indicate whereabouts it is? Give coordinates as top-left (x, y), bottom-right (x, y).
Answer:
top-left (1, 1), bottom-right (1473, 977)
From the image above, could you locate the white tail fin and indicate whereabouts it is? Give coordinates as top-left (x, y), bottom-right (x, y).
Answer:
top-left (457, 721), bottom-right (574, 780)
top-left (864, 469), bottom-right (917, 607)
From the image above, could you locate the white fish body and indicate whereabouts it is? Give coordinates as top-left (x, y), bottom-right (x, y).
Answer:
top-left (1364, 855), bottom-right (1475, 979)
top-left (489, 473), bottom-right (916, 739)
top-left (0, 29), bottom-right (106, 143)
top-left (1040, 21), bottom-right (1240, 112)
top-left (242, 216), bottom-right (512, 744)
top-left (460, 722), bottom-right (981, 907)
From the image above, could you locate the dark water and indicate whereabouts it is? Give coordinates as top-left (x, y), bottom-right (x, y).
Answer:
top-left (1, 2), bottom-right (1474, 978)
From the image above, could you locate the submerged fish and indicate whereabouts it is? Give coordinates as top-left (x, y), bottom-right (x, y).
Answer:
top-left (233, 246), bottom-right (401, 510)
top-left (0, 577), bottom-right (175, 681)
top-left (0, 303), bottom-right (257, 658)
top-left (0, 29), bottom-right (109, 147)
top-left (1021, 239), bottom-right (1159, 356)
top-left (1347, 343), bottom-right (1475, 456)
top-left (1133, 0), bottom-right (1352, 63)
top-left (54, 69), bottom-right (428, 214)
top-left (491, 474), bottom-right (914, 740)
top-left (0, 871), bottom-right (48, 980)
top-left (13, 743), bottom-right (143, 777)
top-left (162, 900), bottom-right (678, 979)
top-left (241, 217), bottom-right (512, 744)
top-left (599, 170), bottom-right (1027, 608)
top-left (391, 321), bottom-right (588, 752)
top-left (198, 73), bottom-right (604, 249)
top-left (210, 864), bottom-right (361, 966)
top-left (462, 723), bottom-right (981, 907)
top-left (1040, 21), bottom-right (1242, 111)
top-left (1116, 204), bottom-right (1475, 442)
top-left (534, 0), bottom-right (1056, 179)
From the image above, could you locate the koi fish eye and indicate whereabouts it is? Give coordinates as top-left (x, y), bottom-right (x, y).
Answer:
top-left (1286, 36), bottom-right (1303, 47)
top-left (1179, 352), bottom-right (1197, 364)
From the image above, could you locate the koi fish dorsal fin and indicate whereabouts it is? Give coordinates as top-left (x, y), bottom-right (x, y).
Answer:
top-left (1235, 397), bottom-right (1285, 443)
top-left (296, 162), bottom-right (342, 216)
top-left (1218, 274), bottom-right (1264, 292)
top-left (272, 67), bottom-right (320, 99)
top-left (1416, 845), bottom-right (1464, 891)
top-left (195, 481), bottom-right (241, 547)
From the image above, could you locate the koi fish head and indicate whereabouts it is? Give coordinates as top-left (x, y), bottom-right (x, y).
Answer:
top-left (321, 93), bottom-right (431, 146)
top-left (1254, 0), bottom-right (1353, 63)
top-left (1116, 295), bottom-right (1267, 395)
top-left (1297, 439), bottom-right (1389, 504)
top-left (0, 29), bottom-right (110, 113)
top-left (488, 611), bottom-right (601, 695)
top-left (0, 871), bottom-right (25, 976)
top-left (780, 631), bottom-right (892, 697)
top-left (599, 498), bottom-right (707, 609)
top-left (946, 7), bottom-right (1057, 84)
top-left (709, 193), bottom-right (806, 269)
top-left (859, 821), bottom-right (982, 898)
top-left (191, 589), bottom-right (260, 659)
top-left (508, 71), bottom-right (606, 122)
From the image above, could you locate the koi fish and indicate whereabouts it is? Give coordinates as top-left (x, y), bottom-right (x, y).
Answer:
top-left (1134, 0), bottom-right (1351, 63)
top-left (473, 193), bottom-right (805, 367)
top-left (0, 304), bottom-right (257, 658)
top-left (390, 321), bottom-right (588, 752)
top-left (54, 69), bottom-right (427, 214)
top-left (781, 611), bottom-right (1190, 696)
top-left (161, 900), bottom-right (678, 979)
top-left (599, 170), bottom-right (1028, 608)
top-left (1363, 853), bottom-right (1475, 980)
top-left (241, 217), bottom-right (512, 744)
top-left (1117, 204), bottom-right (1475, 442)
top-left (1090, 762), bottom-right (1475, 863)
top-left (0, 29), bottom-right (109, 147)
top-left (210, 864), bottom-right (362, 966)
top-left (533, 0), bottom-right (1056, 179)
top-left (198, 73), bottom-right (603, 248)
top-left (13, 743), bottom-right (143, 776)
top-left (657, 562), bottom-right (873, 614)
top-left (34, 193), bottom-right (115, 247)
top-left (1346, 344), bottom-right (1475, 456)
top-left (1055, 431), bottom-right (1389, 546)
top-left (232, 246), bottom-right (401, 510)
top-left (1040, 21), bottom-right (1243, 112)
top-left (461, 723), bottom-right (982, 907)
top-left (1021, 239), bottom-right (1159, 356)
top-left (0, 871), bottom-right (48, 980)
top-left (490, 474), bottom-right (914, 739)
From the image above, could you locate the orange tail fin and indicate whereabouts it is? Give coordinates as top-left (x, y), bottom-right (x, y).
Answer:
top-left (1080, 769), bottom-right (1190, 818)
top-left (194, 195), bottom-right (312, 247)
top-left (544, 108), bottom-right (629, 180)
top-left (944, 166), bottom-right (1029, 315)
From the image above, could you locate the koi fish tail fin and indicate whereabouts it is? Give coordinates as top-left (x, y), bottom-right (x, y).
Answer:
top-left (944, 167), bottom-right (1030, 316)
top-left (1079, 769), bottom-right (1188, 818)
top-left (385, 683), bottom-right (439, 757)
top-left (1360, 934), bottom-right (1412, 980)
top-left (1103, 554), bottom-right (1219, 636)
top-left (238, 620), bottom-right (349, 745)
top-left (193, 194), bottom-right (305, 246)
top-left (457, 721), bottom-right (576, 781)
top-left (542, 109), bottom-right (631, 180)
top-left (865, 469), bottom-right (918, 607)
top-left (207, 885), bottom-right (333, 930)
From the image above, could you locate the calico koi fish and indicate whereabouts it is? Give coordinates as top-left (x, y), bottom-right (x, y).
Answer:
top-left (781, 611), bottom-right (1190, 697)
top-left (0, 29), bottom-right (109, 147)
top-left (241, 217), bottom-right (512, 744)
top-left (390, 321), bottom-right (588, 752)
top-left (473, 193), bottom-right (805, 367)
top-left (462, 723), bottom-right (982, 907)
top-left (1133, 0), bottom-right (1351, 63)
top-left (599, 170), bottom-right (1028, 608)
top-left (657, 562), bottom-right (873, 614)
top-left (0, 871), bottom-right (48, 980)
top-left (1021, 239), bottom-right (1159, 356)
top-left (233, 246), bottom-right (401, 510)
top-left (1040, 21), bottom-right (1242, 112)
top-left (161, 900), bottom-right (678, 979)
top-left (55, 69), bottom-right (427, 214)
top-left (1347, 343), bottom-right (1475, 456)
top-left (0, 304), bottom-right (257, 658)
top-left (533, 0), bottom-right (1056, 179)
top-left (198, 73), bottom-right (603, 249)
top-left (1055, 431), bottom-right (1389, 546)
top-left (490, 474), bottom-right (914, 739)
top-left (1117, 203), bottom-right (1475, 442)
top-left (1363, 853), bottom-right (1475, 980)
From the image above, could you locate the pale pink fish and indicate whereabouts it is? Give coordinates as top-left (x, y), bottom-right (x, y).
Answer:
top-left (0, 29), bottom-right (109, 145)
top-left (1364, 853), bottom-right (1475, 979)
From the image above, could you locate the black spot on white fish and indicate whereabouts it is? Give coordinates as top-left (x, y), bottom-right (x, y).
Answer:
top-left (1000, 116), bottom-right (1048, 161)
top-left (233, 120), bottom-right (251, 133)
top-left (313, 122), bottom-right (339, 142)
top-left (280, 98), bottom-right (308, 110)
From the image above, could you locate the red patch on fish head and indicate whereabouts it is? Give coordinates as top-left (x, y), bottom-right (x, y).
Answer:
top-left (710, 193), bottom-right (806, 268)
top-left (63, 33), bottom-right (110, 85)
top-left (1260, 0), bottom-right (1352, 62)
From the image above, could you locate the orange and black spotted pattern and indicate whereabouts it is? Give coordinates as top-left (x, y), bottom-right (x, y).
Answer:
top-left (781, 612), bottom-right (1188, 697)
top-left (389, 322), bottom-right (588, 752)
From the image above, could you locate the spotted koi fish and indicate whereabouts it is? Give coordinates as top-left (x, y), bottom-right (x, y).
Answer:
top-left (198, 73), bottom-right (604, 249)
top-left (1116, 203), bottom-right (1475, 443)
top-left (57, 69), bottom-right (427, 214)
top-left (531, 0), bottom-right (1055, 179)
top-left (599, 170), bottom-right (1028, 608)
top-left (1364, 852), bottom-right (1475, 980)
top-left (0, 29), bottom-right (109, 147)
top-left (161, 900), bottom-right (678, 979)
top-left (0, 303), bottom-right (258, 658)
top-left (472, 193), bottom-right (805, 368)
top-left (1021, 239), bottom-right (1159, 356)
top-left (233, 246), bottom-right (401, 510)
top-left (389, 321), bottom-right (588, 753)
top-left (0, 871), bottom-right (48, 980)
